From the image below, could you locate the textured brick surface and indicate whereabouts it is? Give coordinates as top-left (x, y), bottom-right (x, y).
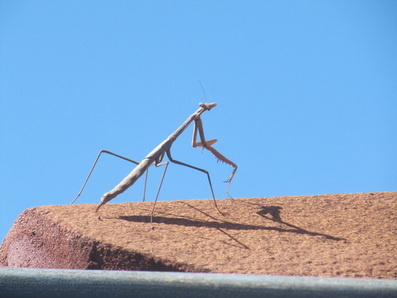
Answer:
top-left (1, 192), bottom-right (396, 278)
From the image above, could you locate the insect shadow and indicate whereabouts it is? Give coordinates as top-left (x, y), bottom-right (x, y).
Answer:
top-left (256, 205), bottom-right (345, 241)
top-left (118, 203), bottom-right (346, 243)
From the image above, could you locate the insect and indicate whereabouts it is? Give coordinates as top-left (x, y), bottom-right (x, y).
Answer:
top-left (71, 102), bottom-right (237, 221)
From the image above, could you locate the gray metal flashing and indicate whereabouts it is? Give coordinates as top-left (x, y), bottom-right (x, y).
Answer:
top-left (0, 268), bottom-right (396, 297)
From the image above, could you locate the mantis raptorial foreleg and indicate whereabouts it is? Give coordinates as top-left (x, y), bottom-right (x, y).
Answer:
top-left (192, 116), bottom-right (238, 198)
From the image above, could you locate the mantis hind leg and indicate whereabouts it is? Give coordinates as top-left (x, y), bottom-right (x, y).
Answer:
top-left (71, 150), bottom-right (148, 205)
top-left (150, 161), bottom-right (169, 228)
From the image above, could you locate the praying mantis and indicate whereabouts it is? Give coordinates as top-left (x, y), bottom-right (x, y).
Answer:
top-left (71, 102), bottom-right (237, 220)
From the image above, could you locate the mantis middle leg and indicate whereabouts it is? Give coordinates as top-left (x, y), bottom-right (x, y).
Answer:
top-left (149, 148), bottom-right (222, 225)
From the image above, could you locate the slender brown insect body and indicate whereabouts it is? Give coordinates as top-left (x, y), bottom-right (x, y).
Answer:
top-left (72, 103), bottom-right (237, 222)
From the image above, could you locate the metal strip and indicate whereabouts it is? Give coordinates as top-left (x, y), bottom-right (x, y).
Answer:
top-left (1, 268), bottom-right (396, 297)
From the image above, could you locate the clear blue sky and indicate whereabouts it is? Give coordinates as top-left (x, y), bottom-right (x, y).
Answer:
top-left (1, 1), bottom-right (396, 242)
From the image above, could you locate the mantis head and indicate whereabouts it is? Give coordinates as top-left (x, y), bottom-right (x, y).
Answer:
top-left (199, 102), bottom-right (217, 111)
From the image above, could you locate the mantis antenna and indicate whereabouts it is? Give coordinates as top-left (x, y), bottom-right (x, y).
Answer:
top-left (199, 80), bottom-right (217, 102)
